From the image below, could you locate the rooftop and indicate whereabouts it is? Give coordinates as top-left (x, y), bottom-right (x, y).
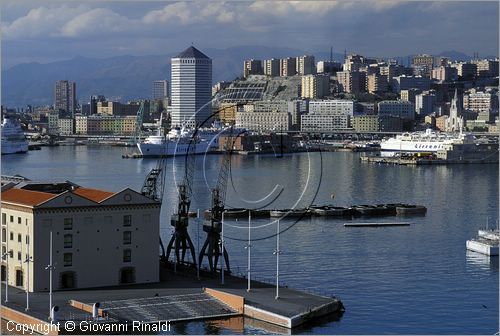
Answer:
top-left (1, 188), bottom-right (56, 206)
top-left (174, 46), bottom-right (210, 59)
top-left (72, 187), bottom-right (115, 202)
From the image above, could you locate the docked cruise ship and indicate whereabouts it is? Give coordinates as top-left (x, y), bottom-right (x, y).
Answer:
top-left (137, 127), bottom-right (217, 157)
top-left (1, 117), bottom-right (29, 155)
top-left (380, 129), bottom-right (475, 152)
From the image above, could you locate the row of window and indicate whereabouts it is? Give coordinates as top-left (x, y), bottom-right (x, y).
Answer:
top-left (1, 248), bottom-right (132, 265)
top-left (2, 231), bottom-right (131, 245)
top-left (63, 215), bottom-right (132, 230)
top-left (1, 214), bottom-right (134, 230)
top-left (1, 213), bottom-right (26, 225)
top-left (62, 249), bottom-right (131, 266)
top-left (1, 229), bottom-right (29, 244)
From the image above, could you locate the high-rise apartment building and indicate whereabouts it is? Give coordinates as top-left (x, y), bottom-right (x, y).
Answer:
top-left (264, 59), bottom-right (280, 77)
top-left (367, 73), bottom-right (388, 94)
top-left (415, 91), bottom-right (437, 117)
top-left (296, 55), bottom-right (316, 75)
top-left (431, 66), bottom-right (458, 82)
top-left (54, 80), bottom-right (76, 117)
top-left (280, 57), bottom-right (297, 77)
top-left (152, 80), bottom-right (169, 100)
top-left (337, 71), bottom-right (366, 94)
top-left (243, 59), bottom-right (263, 78)
top-left (301, 75), bottom-right (330, 99)
top-left (170, 46), bottom-right (212, 127)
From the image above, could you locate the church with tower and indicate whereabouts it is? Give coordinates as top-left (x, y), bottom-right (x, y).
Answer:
top-left (445, 89), bottom-right (465, 132)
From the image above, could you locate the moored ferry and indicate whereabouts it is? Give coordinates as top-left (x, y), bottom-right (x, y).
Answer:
top-left (380, 129), bottom-right (475, 153)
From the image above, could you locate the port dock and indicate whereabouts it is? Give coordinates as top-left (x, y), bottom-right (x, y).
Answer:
top-left (1, 265), bottom-right (343, 334)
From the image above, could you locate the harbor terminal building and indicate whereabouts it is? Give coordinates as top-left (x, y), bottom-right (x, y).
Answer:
top-left (1, 177), bottom-right (160, 292)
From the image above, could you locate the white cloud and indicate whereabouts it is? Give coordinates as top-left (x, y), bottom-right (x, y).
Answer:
top-left (142, 2), bottom-right (194, 25)
top-left (249, 1), bottom-right (339, 16)
top-left (60, 8), bottom-right (135, 37)
top-left (2, 5), bottom-right (88, 39)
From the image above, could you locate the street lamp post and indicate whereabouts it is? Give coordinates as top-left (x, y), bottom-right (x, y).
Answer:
top-left (273, 219), bottom-right (281, 300)
top-left (24, 255), bottom-right (33, 311)
top-left (2, 250), bottom-right (10, 303)
top-left (45, 231), bottom-right (55, 319)
top-left (197, 209), bottom-right (200, 280)
top-left (221, 211), bottom-right (225, 286)
top-left (246, 210), bottom-right (251, 292)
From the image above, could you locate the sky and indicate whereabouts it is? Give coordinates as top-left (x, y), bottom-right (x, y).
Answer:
top-left (1, 0), bottom-right (499, 69)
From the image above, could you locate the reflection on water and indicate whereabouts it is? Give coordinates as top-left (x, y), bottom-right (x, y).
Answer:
top-left (1, 147), bottom-right (498, 334)
top-left (466, 250), bottom-right (499, 271)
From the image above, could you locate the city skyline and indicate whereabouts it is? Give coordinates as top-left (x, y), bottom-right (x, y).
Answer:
top-left (1, 1), bottom-right (499, 69)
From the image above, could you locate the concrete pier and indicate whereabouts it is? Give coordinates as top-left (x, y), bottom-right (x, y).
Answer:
top-left (0, 265), bottom-right (343, 334)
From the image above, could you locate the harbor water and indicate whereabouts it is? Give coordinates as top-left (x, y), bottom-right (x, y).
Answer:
top-left (2, 146), bottom-right (498, 334)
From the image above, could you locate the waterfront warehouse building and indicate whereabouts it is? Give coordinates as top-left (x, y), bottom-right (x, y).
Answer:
top-left (171, 46), bottom-right (212, 128)
top-left (1, 179), bottom-right (160, 292)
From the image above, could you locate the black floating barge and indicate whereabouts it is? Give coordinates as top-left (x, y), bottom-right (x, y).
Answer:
top-left (203, 204), bottom-right (427, 220)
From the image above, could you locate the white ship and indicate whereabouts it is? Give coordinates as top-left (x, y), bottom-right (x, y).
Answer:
top-left (380, 129), bottom-right (475, 153)
top-left (1, 117), bottom-right (29, 155)
top-left (137, 127), bottom-right (220, 157)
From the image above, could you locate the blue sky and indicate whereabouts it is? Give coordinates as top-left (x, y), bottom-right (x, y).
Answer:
top-left (1, 1), bottom-right (498, 69)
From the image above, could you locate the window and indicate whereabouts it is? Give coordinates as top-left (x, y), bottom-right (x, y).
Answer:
top-left (17, 252), bottom-right (21, 261)
top-left (64, 234), bottom-right (72, 248)
top-left (17, 217), bottom-right (21, 224)
top-left (9, 216), bottom-right (13, 223)
top-left (2, 213), bottom-right (5, 225)
top-left (9, 232), bottom-right (13, 241)
top-left (64, 218), bottom-right (73, 230)
top-left (9, 250), bottom-right (13, 258)
top-left (123, 215), bottom-right (132, 227)
top-left (2, 246), bottom-right (5, 255)
top-left (17, 234), bottom-right (21, 243)
top-left (63, 253), bottom-right (72, 267)
top-left (26, 236), bottom-right (29, 245)
top-left (123, 231), bottom-right (131, 245)
top-left (1, 229), bottom-right (5, 243)
top-left (123, 249), bottom-right (131, 262)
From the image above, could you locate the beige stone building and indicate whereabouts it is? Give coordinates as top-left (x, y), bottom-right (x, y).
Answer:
top-left (367, 73), bottom-right (388, 94)
top-left (235, 111), bottom-right (291, 132)
top-left (1, 180), bottom-right (160, 292)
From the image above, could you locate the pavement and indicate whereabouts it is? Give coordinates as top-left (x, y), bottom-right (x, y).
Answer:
top-left (1, 262), bottom-right (343, 328)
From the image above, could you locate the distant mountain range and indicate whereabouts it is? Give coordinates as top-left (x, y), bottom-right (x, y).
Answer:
top-left (1, 46), bottom-right (487, 108)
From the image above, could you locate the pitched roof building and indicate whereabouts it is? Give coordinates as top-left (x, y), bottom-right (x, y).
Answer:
top-left (1, 178), bottom-right (161, 292)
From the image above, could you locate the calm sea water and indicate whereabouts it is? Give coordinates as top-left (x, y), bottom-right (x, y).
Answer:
top-left (2, 146), bottom-right (498, 334)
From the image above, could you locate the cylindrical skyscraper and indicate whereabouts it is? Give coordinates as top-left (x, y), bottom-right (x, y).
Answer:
top-left (170, 46), bottom-right (212, 128)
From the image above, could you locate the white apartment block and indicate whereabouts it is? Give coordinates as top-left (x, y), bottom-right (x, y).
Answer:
top-left (235, 111), bottom-right (291, 132)
top-left (309, 100), bottom-right (355, 116)
top-left (57, 118), bottom-right (74, 135)
top-left (463, 91), bottom-right (499, 114)
top-left (1, 180), bottom-right (160, 292)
